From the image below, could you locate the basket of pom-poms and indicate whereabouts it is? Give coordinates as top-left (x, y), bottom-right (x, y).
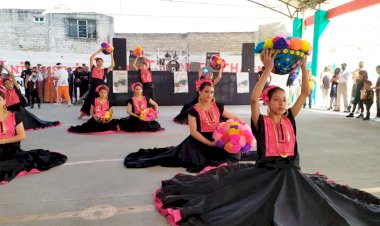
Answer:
top-left (210, 55), bottom-right (226, 70)
top-left (212, 119), bottom-right (256, 154)
top-left (101, 42), bottom-right (114, 55)
top-left (254, 36), bottom-right (311, 75)
top-left (96, 110), bottom-right (112, 123)
top-left (139, 107), bottom-right (158, 121)
top-left (133, 46), bottom-right (143, 57)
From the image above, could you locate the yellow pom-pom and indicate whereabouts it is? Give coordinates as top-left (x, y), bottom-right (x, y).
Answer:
top-left (283, 49), bottom-right (288, 54)
top-left (296, 51), bottom-right (300, 55)
top-left (228, 128), bottom-right (240, 136)
top-left (264, 39), bottom-right (273, 49)
top-left (290, 50), bottom-right (295, 54)
top-left (217, 59), bottom-right (222, 64)
top-left (300, 40), bottom-right (310, 52)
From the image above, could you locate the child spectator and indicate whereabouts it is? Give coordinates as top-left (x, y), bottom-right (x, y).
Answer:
top-left (361, 80), bottom-right (374, 120)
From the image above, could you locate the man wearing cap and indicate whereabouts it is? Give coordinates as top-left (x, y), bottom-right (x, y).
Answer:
top-left (20, 61), bottom-right (32, 106)
top-left (54, 63), bottom-right (72, 107)
top-left (336, 63), bottom-right (350, 112)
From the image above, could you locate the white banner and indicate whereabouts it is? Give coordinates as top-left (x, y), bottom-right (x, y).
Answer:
top-left (236, 72), bottom-right (250, 93)
top-left (113, 70), bottom-right (128, 93)
top-left (174, 71), bottom-right (189, 93)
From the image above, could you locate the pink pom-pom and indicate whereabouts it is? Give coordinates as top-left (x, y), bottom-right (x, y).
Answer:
top-left (239, 136), bottom-right (247, 147)
top-left (230, 134), bottom-right (240, 145)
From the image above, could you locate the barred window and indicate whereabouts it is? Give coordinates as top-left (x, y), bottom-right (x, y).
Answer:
top-left (68, 19), bottom-right (97, 39)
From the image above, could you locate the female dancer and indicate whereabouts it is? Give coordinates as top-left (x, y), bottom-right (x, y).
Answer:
top-left (0, 89), bottom-right (67, 184)
top-left (124, 80), bottom-right (242, 173)
top-left (68, 85), bottom-right (118, 134)
top-left (153, 49), bottom-right (380, 225)
top-left (173, 66), bottom-right (223, 125)
top-left (132, 56), bottom-right (154, 99)
top-left (78, 48), bottom-right (114, 119)
top-left (118, 82), bottom-right (164, 133)
top-left (1, 65), bottom-right (60, 130)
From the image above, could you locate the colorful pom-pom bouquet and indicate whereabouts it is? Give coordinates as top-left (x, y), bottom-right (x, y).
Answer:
top-left (101, 42), bottom-right (114, 55)
top-left (139, 107), bottom-right (158, 121)
top-left (210, 55), bottom-right (226, 70)
top-left (212, 119), bottom-right (256, 154)
top-left (133, 46), bottom-right (143, 57)
top-left (254, 36), bottom-right (312, 75)
top-left (96, 110), bottom-right (112, 123)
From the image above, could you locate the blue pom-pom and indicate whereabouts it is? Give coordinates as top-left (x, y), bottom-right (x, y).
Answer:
top-left (254, 41), bottom-right (265, 53)
top-left (273, 37), bottom-right (289, 50)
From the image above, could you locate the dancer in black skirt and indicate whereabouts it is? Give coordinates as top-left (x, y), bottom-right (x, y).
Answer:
top-left (0, 90), bottom-right (67, 184)
top-left (118, 82), bottom-right (164, 133)
top-left (68, 85), bottom-right (118, 134)
top-left (78, 47), bottom-right (114, 119)
top-left (124, 80), bottom-right (243, 173)
top-left (173, 66), bottom-right (224, 125)
top-left (1, 65), bottom-right (60, 130)
top-left (153, 49), bottom-right (380, 225)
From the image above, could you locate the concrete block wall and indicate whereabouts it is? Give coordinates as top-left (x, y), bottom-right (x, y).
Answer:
top-left (0, 9), bottom-right (114, 54)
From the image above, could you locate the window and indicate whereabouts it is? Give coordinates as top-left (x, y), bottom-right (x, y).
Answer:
top-left (68, 19), bottom-right (97, 39)
top-left (33, 17), bottom-right (44, 22)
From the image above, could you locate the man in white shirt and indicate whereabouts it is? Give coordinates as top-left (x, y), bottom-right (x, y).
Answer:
top-left (336, 63), bottom-right (350, 112)
top-left (54, 63), bottom-right (72, 106)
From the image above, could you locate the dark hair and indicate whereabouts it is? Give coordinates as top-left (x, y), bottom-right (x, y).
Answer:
top-left (267, 87), bottom-right (285, 100)
top-left (199, 81), bottom-right (213, 91)
top-left (0, 90), bottom-right (5, 99)
top-left (376, 65), bottom-right (380, 71)
top-left (96, 58), bottom-right (103, 62)
top-left (99, 86), bottom-right (109, 92)
top-left (24, 61), bottom-right (30, 65)
top-left (364, 80), bottom-right (372, 86)
top-left (359, 70), bottom-right (368, 80)
top-left (334, 68), bottom-right (341, 75)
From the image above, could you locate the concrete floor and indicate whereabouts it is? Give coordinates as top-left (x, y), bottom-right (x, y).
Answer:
top-left (0, 104), bottom-right (379, 226)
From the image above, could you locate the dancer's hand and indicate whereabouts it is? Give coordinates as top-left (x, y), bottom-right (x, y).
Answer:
top-left (260, 48), bottom-right (277, 73)
top-left (208, 141), bottom-right (216, 147)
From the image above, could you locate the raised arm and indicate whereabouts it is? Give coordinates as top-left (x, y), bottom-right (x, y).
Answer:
top-left (188, 115), bottom-right (214, 146)
top-left (290, 61), bottom-right (309, 117)
top-left (90, 48), bottom-right (102, 69)
top-left (213, 67), bottom-right (223, 85)
top-left (107, 51), bottom-right (115, 73)
top-left (251, 48), bottom-right (276, 129)
top-left (132, 56), bottom-right (139, 71)
top-left (2, 65), bottom-right (20, 89)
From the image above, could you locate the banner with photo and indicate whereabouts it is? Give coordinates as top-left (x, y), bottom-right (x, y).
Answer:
top-left (236, 72), bottom-right (250, 93)
top-left (113, 70), bottom-right (128, 93)
top-left (174, 71), bottom-right (189, 93)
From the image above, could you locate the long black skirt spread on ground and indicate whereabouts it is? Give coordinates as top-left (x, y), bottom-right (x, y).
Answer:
top-left (154, 110), bottom-right (380, 225)
top-left (155, 163), bottom-right (380, 226)
top-left (124, 133), bottom-right (241, 173)
top-left (0, 143), bottom-right (67, 184)
top-left (68, 118), bottom-right (118, 134)
top-left (118, 116), bottom-right (164, 133)
top-left (8, 105), bottom-right (60, 130)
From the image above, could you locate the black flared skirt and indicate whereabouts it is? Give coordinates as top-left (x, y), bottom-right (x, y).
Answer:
top-left (118, 116), bottom-right (164, 133)
top-left (68, 118), bottom-right (118, 134)
top-left (155, 163), bottom-right (380, 226)
top-left (124, 135), bottom-right (241, 173)
top-left (0, 144), bottom-right (67, 184)
top-left (8, 105), bottom-right (60, 130)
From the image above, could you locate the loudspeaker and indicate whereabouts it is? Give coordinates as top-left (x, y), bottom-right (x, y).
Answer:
top-left (241, 43), bottom-right (255, 72)
top-left (112, 38), bottom-right (127, 70)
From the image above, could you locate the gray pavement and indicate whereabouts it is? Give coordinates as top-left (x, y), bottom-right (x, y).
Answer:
top-left (0, 104), bottom-right (379, 226)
